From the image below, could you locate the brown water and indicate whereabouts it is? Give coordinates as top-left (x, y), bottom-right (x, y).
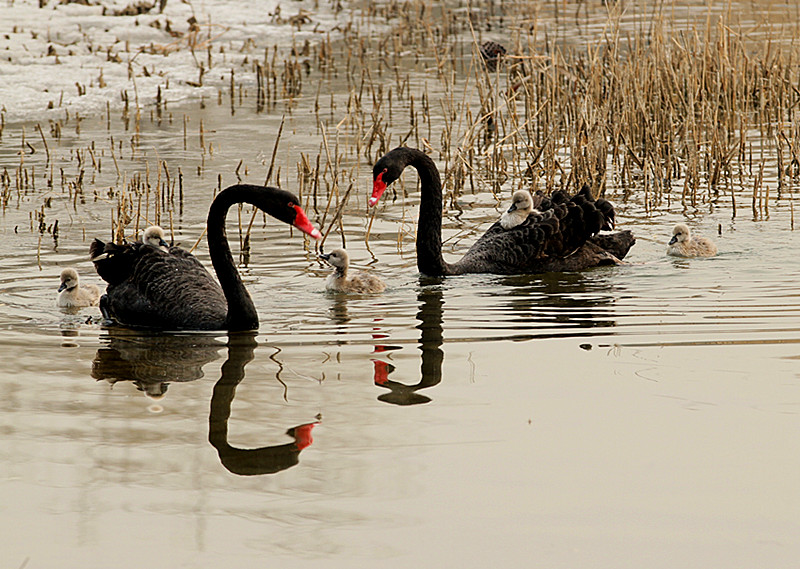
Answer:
top-left (3, 2), bottom-right (800, 568)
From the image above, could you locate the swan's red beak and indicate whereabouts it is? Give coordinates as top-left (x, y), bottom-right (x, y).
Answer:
top-left (291, 205), bottom-right (322, 239)
top-left (369, 169), bottom-right (388, 207)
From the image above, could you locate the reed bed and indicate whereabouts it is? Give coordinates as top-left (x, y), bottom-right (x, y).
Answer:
top-left (2, 0), bottom-right (800, 259)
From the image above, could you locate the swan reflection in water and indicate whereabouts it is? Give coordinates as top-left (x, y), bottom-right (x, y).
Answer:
top-left (91, 328), bottom-right (225, 398)
top-left (208, 333), bottom-right (319, 476)
top-left (372, 282), bottom-right (444, 406)
top-left (492, 271), bottom-right (618, 338)
top-left (370, 271), bottom-right (618, 404)
top-left (91, 330), bottom-right (318, 475)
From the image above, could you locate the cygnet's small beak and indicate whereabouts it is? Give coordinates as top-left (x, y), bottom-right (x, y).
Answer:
top-left (318, 252), bottom-right (331, 262)
top-left (507, 203), bottom-right (518, 213)
top-left (159, 238), bottom-right (169, 249)
top-left (58, 282), bottom-right (68, 292)
top-left (668, 235), bottom-right (678, 245)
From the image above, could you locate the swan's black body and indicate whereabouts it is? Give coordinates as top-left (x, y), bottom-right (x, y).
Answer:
top-left (370, 147), bottom-right (635, 276)
top-left (91, 185), bottom-right (320, 331)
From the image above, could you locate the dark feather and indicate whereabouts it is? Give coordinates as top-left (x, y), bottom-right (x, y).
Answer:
top-left (97, 245), bottom-right (227, 329)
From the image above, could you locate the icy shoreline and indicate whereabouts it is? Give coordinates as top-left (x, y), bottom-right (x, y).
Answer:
top-left (0, 0), bottom-right (350, 125)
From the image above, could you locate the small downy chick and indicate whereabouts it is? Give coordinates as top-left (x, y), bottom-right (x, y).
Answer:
top-left (319, 248), bottom-right (386, 294)
top-left (57, 268), bottom-right (101, 308)
top-left (667, 223), bottom-right (717, 257)
top-left (500, 189), bottom-right (539, 230)
top-left (142, 225), bottom-right (170, 251)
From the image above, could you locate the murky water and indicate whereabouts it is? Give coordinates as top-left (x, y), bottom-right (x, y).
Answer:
top-left (2, 2), bottom-right (800, 568)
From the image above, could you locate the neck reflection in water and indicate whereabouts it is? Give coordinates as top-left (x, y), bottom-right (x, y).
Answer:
top-left (91, 329), bottom-right (318, 476)
top-left (208, 333), bottom-right (319, 476)
top-left (373, 282), bottom-right (444, 406)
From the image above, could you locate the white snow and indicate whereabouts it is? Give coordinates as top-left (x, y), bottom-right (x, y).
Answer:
top-left (0, 0), bottom-right (350, 124)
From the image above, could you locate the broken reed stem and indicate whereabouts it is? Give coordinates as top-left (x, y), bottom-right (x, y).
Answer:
top-left (264, 115), bottom-right (286, 186)
top-left (320, 182), bottom-right (354, 249)
top-left (35, 124), bottom-right (50, 165)
top-left (188, 227), bottom-right (207, 254)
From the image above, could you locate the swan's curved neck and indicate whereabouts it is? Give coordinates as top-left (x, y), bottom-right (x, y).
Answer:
top-left (207, 186), bottom-right (260, 331)
top-left (404, 150), bottom-right (452, 276)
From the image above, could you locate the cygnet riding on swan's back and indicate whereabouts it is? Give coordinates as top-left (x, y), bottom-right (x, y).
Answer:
top-left (142, 225), bottom-right (170, 251)
top-left (90, 225), bottom-right (169, 281)
top-left (90, 184), bottom-right (321, 331)
top-left (57, 268), bottom-right (101, 308)
top-left (667, 223), bottom-right (717, 257)
top-left (319, 248), bottom-right (386, 294)
top-left (500, 190), bottom-right (541, 230)
top-left (369, 147), bottom-right (635, 275)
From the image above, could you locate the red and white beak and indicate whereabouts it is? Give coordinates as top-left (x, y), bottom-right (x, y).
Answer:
top-left (369, 169), bottom-right (388, 207)
top-left (291, 205), bottom-right (322, 239)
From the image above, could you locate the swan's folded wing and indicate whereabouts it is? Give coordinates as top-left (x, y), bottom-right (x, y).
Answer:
top-left (457, 214), bottom-right (565, 274)
top-left (168, 246), bottom-right (208, 270)
top-left (105, 248), bottom-right (228, 329)
top-left (458, 190), bottom-right (625, 273)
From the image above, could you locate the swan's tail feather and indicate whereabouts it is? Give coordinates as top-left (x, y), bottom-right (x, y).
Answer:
top-left (91, 239), bottom-right (140, 285)
top-left (595, 198), bottom-right (616, 229)
top-left (89, 238), bottom-right (106, 260)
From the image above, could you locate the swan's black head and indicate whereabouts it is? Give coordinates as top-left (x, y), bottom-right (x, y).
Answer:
top-left (259, 187), bottom-right (322, 240)
top-left (370, 148), bottom-right (410, 206)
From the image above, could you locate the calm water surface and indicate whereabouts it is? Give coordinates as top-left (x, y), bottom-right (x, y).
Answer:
top-left (3, 3), bottom-right (800, 568)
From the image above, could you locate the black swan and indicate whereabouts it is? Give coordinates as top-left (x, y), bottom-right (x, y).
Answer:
top-left (90, 184), bottom-right (321, 331)
top-left (667, 223), bottom-right (717, 257)
top-left (319, 248), bottom-right (386, 294)
top-left (57, 268), bottom-right (100, 308)
top-left (369, 147), bottom-right (635, 275)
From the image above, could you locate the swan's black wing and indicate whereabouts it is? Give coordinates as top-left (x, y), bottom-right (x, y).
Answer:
top-left (167, 245), bottom-right (210, 271)
top-left (458, 210), bottom-right (566, 273)
top-left (102, 246), bottom-right (228, 330)
top-left (458, 186), bottom-right (621, 274)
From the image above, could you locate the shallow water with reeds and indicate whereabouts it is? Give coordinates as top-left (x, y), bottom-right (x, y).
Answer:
top-left (2, 1), bottom-right (800, 567)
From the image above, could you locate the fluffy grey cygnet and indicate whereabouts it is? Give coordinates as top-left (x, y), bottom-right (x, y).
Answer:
top-left (57, 268), bottom-right (100, 308)
top-left (500, 189), bottom-right (539, 230)
top-left (319, 248), bottom-right (386, 294)
top-left (142, 225), bottom-right (170, 251)
top-left (667, 223), bottom-right (717, 257)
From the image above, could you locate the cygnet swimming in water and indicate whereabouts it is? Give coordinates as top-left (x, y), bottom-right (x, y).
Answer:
top-left (500, 190), bottom-right (540, 230)
top-left (319, 248), bottom-right (386, 294)
top-left (57, 268), bottom-right (101, 308)
top-left (667, 223), bottom-right (717, 257)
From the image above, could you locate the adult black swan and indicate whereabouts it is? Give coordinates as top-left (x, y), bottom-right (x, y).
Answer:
top-left (90, 184), bottom-right (321, 331)
top-left (369, 147), bottom-right (635, 275)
